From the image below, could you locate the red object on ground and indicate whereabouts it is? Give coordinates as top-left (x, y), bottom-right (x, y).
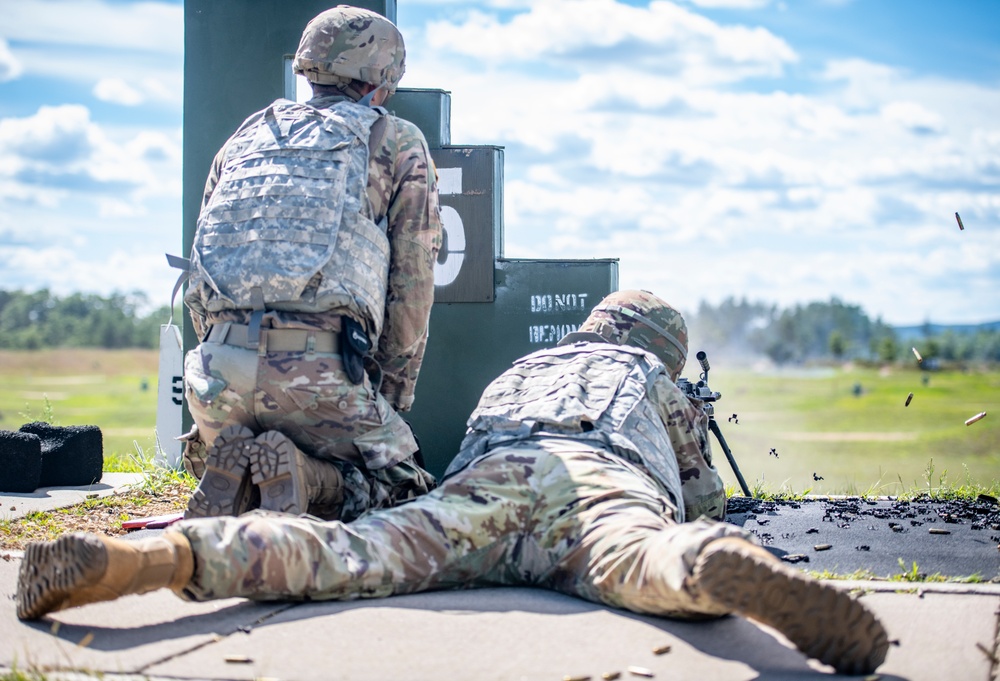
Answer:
top-left (122, 512), bottom-right (185, 530)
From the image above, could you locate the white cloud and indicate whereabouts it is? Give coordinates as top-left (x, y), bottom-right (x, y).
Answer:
top-left (0, 38), bottom-right (23, 81)
top-left (425, 0), bottom-right (797, 82)
top-left (0, 243), bottom-right (178, 309)
top-left (880, 101), bottom-right (944, 135)
top-left (0, 102), bottom-right (182, 307)
top-left (2, 0), bottom-right (182, 54)
top-left (0, 104), bottom-right (181, 185)
top-left (94, 77), bottom-right (145, 106)
top-left (0, 104), bottom-right (97, 163)
top-left (2, 1), bottom-right (182, 106)
top-left (684, 0), bottom-right (771, 7)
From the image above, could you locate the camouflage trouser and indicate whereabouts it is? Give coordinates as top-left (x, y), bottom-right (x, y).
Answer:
top-left (182, 340), bottom-right (435, 521)
top-left (174, 439), bottom-right (752, 619)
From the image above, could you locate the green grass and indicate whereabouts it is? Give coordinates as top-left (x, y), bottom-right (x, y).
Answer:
top-left (0, 349), bottom-right (161, 470)
top-left (707, 361), bottom-right (1000, 496)
top-left (0, 350), bottom-right (997, 494)
top-left (0, 667), bottom-right (48, 681)
top-left (807, 559), bottom-right (987, 584)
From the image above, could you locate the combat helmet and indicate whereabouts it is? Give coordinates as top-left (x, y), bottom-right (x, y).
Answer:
top-left (577, 290), bottom-right (688, 379)
top-left (293, 6), bottom-right (406, 95)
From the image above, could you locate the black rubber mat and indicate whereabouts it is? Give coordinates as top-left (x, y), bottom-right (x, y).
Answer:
top-left (724, 495), bottom-right (1000, 579)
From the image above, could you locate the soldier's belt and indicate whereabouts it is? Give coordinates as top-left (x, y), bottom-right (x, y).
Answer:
top-left (206, 323), bottom-right (338, 354)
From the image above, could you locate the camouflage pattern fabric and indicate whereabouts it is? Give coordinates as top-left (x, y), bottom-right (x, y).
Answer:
top-left (184, 339), bottom-right (434, 521)
top-left (577, 290), bottom-right (689, 381)
top-left (176, 424), bottom-right (207, 479)
top-left (292, 6), bottom-right (406, 93)
top-left (174, 439), bottom-right (751, 618)
top-left (189, 99), bottom-right (392, 345)
top-left (447, 343), bottom-right (685, 519)
top-left (447, 342), bottom-right (727, 522)
top-left (186, 93), bottom-right (441, 414)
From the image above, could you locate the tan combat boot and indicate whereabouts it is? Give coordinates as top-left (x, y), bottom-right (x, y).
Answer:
top-left (692, 537), bottom-right (890, 675)
top-left (251, 431), bottom-right (344, 517)
top-left (17, 531), bottom-right (194, 620)
top-left (185, 424), bottom-right (257, 519)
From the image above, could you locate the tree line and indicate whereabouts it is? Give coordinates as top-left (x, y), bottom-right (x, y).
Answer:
top-left (1, 289), bottom-right (998, 365)
top-left (0, 289), bottom-right (173, 350)
top-left (689, 296), bottom-right (1000, 366)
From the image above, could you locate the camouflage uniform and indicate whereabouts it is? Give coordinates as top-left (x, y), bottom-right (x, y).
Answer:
top-left (182, 91), bottom-right (441, 519)
top-left (172, 342), bottom-right (747, 619)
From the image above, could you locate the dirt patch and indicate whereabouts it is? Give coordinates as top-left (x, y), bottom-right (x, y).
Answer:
top-left (0, 481), bottom-right (190, 551)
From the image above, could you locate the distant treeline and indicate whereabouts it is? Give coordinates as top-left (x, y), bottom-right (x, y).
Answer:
top-left (2, 289), bottom-right (999, 364)
top-left (690, 297), bottom-right (1000, 365)
top-left (0, 289), bottom-right (173, 350)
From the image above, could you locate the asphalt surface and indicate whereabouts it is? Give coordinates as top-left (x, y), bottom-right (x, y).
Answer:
top-left (726, 495), bottom-right (1000, 580)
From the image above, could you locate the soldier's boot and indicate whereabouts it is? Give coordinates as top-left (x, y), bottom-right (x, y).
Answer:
top-left (16, 531), bottom-right (193, 620)
top-left (184, 424), bottom-right (256, 519)
top-left (692, 537), bottom-right (889, 675)
top-left (251, 431), bottom-right (344, 517)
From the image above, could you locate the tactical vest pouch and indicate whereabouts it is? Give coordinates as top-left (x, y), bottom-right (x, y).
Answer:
top-left (342, 316), bottom-right (371, 385)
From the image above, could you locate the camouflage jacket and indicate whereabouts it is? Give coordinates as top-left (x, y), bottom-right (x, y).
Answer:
top-left (445, 341), bottom-right (727, 521)
top-left (186, 94), bottom-right (442, 412)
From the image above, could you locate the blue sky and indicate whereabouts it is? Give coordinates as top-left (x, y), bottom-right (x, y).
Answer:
top-left (1, 0), bottom-right (998, 326)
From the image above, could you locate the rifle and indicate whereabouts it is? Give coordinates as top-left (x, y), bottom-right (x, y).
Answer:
top-left (676, 351), bottom-right (752, 497)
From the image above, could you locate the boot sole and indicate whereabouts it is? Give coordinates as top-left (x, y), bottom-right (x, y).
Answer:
top-left (694, 539), bottom-right (889, 675)
top-left (17, 533), bottom-right (108, 620)
top-left (184, 424), bottom-right (255, 519)
top-left (251, 431), bottom-right (307, 515)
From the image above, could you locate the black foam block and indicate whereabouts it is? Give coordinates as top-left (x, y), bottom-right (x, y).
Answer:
top-left (19, 422), bottom-right (103, 487)
top-left (0, 430), bottom-right (42, 493)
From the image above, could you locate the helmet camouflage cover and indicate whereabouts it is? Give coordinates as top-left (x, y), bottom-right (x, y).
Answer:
top-left (578, 290), bottom-right (688, 379)
top-left (293, 5), bottom-right (406, 94)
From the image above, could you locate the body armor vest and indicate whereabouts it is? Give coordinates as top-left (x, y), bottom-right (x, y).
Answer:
top-left (189, 99), bottom-right (390, 343)
top-left (445, 343), bottom-right (685, 521)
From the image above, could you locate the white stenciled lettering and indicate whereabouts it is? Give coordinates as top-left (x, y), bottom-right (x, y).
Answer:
top-left (530, 294), bottom-right (552, 313)
top-left (528, 292), bottom-right (589, 314)
top-left (528, 324), bottom-right (579, 344)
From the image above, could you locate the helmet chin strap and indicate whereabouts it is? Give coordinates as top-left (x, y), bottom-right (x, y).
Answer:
top-left (357, 81), bottom-right (387, 108)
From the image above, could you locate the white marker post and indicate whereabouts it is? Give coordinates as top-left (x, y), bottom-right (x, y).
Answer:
top-left (156, 324), bottom-right (185, 468)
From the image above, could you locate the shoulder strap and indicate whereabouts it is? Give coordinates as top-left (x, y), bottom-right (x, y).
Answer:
top-left (165, 253), bottom-right (191, 326)
top-left (367, 113), bottom-right (391, 229)
top-left (367, 112), bottom-right (389, 160)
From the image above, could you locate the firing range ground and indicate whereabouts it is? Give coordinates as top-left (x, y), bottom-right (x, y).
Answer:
top-left (724, 495), bottom-right (1000, 580)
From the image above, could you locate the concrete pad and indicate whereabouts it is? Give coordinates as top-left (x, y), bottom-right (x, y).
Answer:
top-left (0, 473), bottom-right (145, 521)
top-left (855, 588), bottom-right (1000, 680)
top-left (144, 588), bottom-right (814, 681)
top-left (0, 554), bottom-right (291, 675)
top-left (2, 549), bottom-right (998, 681)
